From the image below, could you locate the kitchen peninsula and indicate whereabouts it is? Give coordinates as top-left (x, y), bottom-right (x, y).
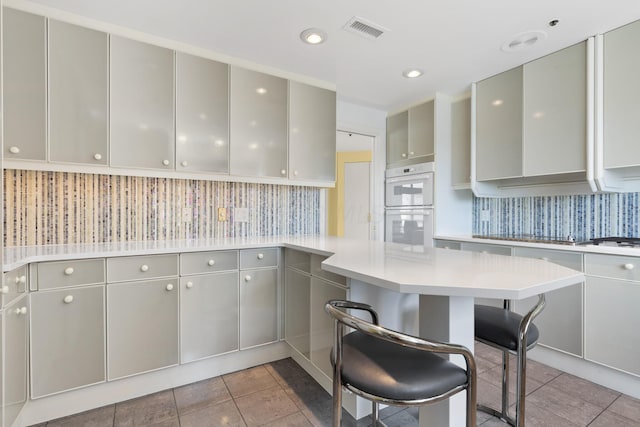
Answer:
top-left (3, 236), bottom-right (584, 427)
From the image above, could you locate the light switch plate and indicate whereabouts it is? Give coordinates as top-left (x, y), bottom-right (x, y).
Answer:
top-left (217, 207), bottom-right (227, 222)
top-left (234, 208), bottom-right (249, 223)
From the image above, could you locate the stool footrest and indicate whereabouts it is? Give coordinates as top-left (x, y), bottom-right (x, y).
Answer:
top-left (477, 404), bottom-right (516, 426)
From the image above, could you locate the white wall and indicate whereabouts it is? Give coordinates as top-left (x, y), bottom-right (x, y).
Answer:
top-left (336, 100), bottom-right (387, 241)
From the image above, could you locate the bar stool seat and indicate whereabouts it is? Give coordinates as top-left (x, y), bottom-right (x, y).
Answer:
top-left (475, 305), bottom-right (540, 351)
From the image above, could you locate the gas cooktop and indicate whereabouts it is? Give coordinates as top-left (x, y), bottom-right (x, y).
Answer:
top-left (579, 237), bottom-right (640, 247)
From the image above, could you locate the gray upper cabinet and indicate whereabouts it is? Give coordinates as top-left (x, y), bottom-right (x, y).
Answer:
top-left (176, 53), bottom-right (229, 173)
top-left (386, 101), bottom-right (435, 166)
top-left (110, 36), bottom-right (174, 170)
top-left (3, 8), bottom-right (47, 161)
top-left (288, 82), bottom-right (336, 181)
top-left (523, 42), bottom-right (587, 176)
top-left (603, 20), bottom-right (640, 169)
top-left (230, 67), bottom-right (287, 178)
top-left (475, 66), bottom-right (523, 181)
top-left (49, 20), bottom-right (108, 165)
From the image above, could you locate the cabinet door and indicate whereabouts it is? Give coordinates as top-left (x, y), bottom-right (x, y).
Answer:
top-left (523, 42), bottom-right (587, 176)
top-left (3, 8), bottom-right (46, 161)
top-left (4, 295), bottom-right (28, 427)
top-left (239, 268), bottom-right (278, 349)
top-left (110, 36), bottom-right (174, 170)
top-left (30, 286), bottom-right (105, 398)
top-left (230, 67), bottom-right (287, 178)
top-left (285, 268), bottom-right (310, 358)
top-left (475, 67), bottom-right (523, 181)
top-left (408, 101), bottom-right (434, 159)
top-left (604, 20), bottom-right (640, 169)
top-left (386, 111), bottom-right (408, 165)
top-left (310, 277), bottom-right (346, 379)
top-left (107, 278), bottom-right (179, 380)
top-left (451, 98), bottom-right (471, 187)
top-left (176, 52), bottom-right (229, 173)
top-left (512, 248), bottom-right (583, 356)
top-left (585, 276), bottom-right (640, 376)
top-left (288, 82), bottom-right (336, 181)
top-left (180, 272), bottom-right (239, 363)
top-left (49, 20), bottom-right (109, 165)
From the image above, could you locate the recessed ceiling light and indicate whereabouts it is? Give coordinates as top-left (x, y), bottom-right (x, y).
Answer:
top-left (300, 28), bottom-right (327, 45)
top-left (402, 69), bottom-right (423, 79)
top-left (501, 30), bottom-right (547, 52)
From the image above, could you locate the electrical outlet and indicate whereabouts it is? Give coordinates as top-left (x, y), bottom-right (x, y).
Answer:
top-left (217, 207), bottom-right (227, 222)
top-left (480, 209), bottom-right (491, 222)
top-left (234, 208), bottom-right (249, 223)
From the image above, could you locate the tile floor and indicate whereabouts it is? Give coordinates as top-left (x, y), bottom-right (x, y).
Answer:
top-left (32, 343), bottom-right (640, 426)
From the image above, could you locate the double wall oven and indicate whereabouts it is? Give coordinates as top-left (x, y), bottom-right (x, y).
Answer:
top-left (384, 162), bottom-right (434, 248)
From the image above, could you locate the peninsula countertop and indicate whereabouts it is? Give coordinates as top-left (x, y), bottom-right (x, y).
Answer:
top-left (4, 235), bottom-right (584, 300)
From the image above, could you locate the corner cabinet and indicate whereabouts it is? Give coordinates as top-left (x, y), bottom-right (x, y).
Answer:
top-left (386, 100), bottom-right (435, 166)
top-left (229, 67), bottom-right (288, 179)
top-left (110, 36), bottom-right (175, 171)
top-left (3, 294), bottom-right (29, 427)
top-left (473, 40), bottom-right (595, 196)
top-left (288, 82), bottom-right (336, 181)
top-left (2, 8), bottom-right (47, 162)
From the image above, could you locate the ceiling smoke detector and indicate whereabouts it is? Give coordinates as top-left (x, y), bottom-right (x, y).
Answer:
top-left (501, 30), bottom-right (547, 52)
top-left (343, 16), bottom-right (388, 40)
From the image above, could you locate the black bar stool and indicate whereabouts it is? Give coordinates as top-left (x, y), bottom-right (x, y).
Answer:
top-left (325, 299), bottom-right (477, 427)
top-left (474, 294), bottom-right (546, 427)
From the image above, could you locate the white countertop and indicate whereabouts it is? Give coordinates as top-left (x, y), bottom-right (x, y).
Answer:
top-left (4, 235), bottom-right (584, 300)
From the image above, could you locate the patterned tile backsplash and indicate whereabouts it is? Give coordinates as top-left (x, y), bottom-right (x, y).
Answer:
top-left (473, 193), bottom-right (640, 240)
top-left (4, 170), bottom-right (320, 247)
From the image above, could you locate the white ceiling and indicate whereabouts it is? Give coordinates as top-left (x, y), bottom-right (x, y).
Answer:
top-left (16, 0), bottom-right (640, 112)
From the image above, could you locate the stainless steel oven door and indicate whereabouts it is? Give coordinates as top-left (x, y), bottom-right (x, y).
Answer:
top-left (385, 173), bottom-right (433, 207)
top-left (385, 208), bottom-right (434, 247)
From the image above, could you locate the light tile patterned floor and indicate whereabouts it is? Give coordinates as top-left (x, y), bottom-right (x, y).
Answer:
top-left (33, 344), bottom-right (640, 426)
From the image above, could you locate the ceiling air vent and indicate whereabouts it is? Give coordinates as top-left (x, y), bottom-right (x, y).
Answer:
top-left (343, 16), bottom-right (388, 40)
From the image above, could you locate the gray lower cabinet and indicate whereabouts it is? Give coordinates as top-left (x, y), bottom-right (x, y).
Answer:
top-left (4, 294), bottom-right (28, 427)
top-left (2, 7), bottom-right (47, 162)
top-left (285, 267), bottom-right (311, 358)
top-left (310, 277), bottom-right (346, 379)
top-left (239, 268), bottom-right (278, 349)
top-left (229, 67), bottom-right (287, 178)
top-left (288, 82), bottom-right (336, 181)
top-left (110, 36), bottom-right (175, 170)
top-left (48, 19), bottom-right (109, 165)
top-left (180, 272), bottom-right (239, 363)
top-left (175, 52), bottom-right (229, 174)
top-left (30, 285), bottom-right (105, 398)
top-left (512, 248), bottom-right (583, 357)
top-left (107, 278), bottom-right (179, 380)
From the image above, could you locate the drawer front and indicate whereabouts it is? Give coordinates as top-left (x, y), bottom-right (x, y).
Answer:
top-left (107, 254), bottom-right (178, 283)
top-left (37, 259), bottom-right (105, 290)
top-left (2, 265), bottom-right (27, 307)
top-left (311, 254), bottom-right (346, 287)
top-left (180, 251), bottom-right (238, 275)
top-left (585, 253), bottom-right (640, 281)
top-left (284, 249), bottom-right (311, 273)
top-left (434, 240), bottom-right (461, 250)
top-left (240, 248), bottom-right (278, 269)
top-left (461, 242), bottom-right (512, 256)
top-left (513, 247), bottom-right (583, 271)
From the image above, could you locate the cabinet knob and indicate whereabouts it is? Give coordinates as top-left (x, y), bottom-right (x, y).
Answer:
top-left (540, 257), bottom-right (549, 261)
top-left (481, 250), bottom-right (488, 254)
top-left (162, 160), bottom-right (170, 166)
top-left (94, 153), bottom-right (103, 161)
top-left (280, 169), bottom-right (287, 176)
top-left (623, 263), bottom-right (634, 270)
top-left (8, 146), bottom-right (20, 154)
top-left (64, 267), bottom-right (74, 276)
top-left (294, 170), bottom-right (299, 176)
top-left (1, 286), bottom-right (9, 294)
top-left (15, 275), bottom-right (26, 284)
top-left (140, 264), bottom-right (149, 272)
top-left (444, 246), bottom-right (450, 250)
top-left (244, 275), bottom-right (252, 282)
top-left (409, 151), bottom-right (415, 156)
top-left (63, 295), bottom-right (74, 304)
top-left (165, 283), bottom-right (174, 291)
top-left (207, 259), bottom-right (215, 266)
top-left (186, 281), bottom-right (193, 289)
top-left (15, 306), bottom-right (27, 315)
top-left (401, 153), bottom-right (407, 158)
top-left (257, 253), bottom-right (264, 260)
top-left (181, 161), bottom-right (188, 167)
